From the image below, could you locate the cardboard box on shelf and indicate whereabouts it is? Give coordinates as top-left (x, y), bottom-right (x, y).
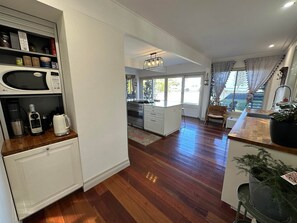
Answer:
top-left (23, 56), bottom-right (32, 66)
top-left (32, 57), bottom-right (40, 67)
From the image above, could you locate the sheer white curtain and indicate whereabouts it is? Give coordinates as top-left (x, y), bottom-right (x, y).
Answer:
top-left (212, 61), bottom-right (236, 104)
top-left (245, 55), bottom-right (283, 103)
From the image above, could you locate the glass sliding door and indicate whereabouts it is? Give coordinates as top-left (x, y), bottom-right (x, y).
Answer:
top-left (219, 70), bottom-right (265, 111)
top-left (183, 77), bottom-right (202, 105)
top-left (167, 77), bottom-right (182, 103)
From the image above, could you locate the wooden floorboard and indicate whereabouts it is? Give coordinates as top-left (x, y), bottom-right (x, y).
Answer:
top-left (24, 117), bottom-right (237, 223)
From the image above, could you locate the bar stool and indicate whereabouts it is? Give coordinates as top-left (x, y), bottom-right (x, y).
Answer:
top-left (234, 184), bottom-right (296, 223)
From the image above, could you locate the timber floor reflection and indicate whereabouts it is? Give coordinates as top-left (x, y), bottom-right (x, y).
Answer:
top-left (24, 117), bottom-right (236, 223)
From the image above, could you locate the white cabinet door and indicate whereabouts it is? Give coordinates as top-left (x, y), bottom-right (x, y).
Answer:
top-left (4, 138), bottom-right (83, 220)
top-left (164, 105), bottom-right (182, 136)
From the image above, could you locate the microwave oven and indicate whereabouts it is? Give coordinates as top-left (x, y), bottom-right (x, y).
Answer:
top-left (0, 65), bottom-right (62, 95)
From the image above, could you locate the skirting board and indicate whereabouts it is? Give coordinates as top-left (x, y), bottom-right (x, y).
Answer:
top-left (83, 159), bottom-right (130, 191)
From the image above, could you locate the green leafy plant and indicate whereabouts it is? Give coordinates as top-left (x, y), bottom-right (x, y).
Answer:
top-left (233, 147), bottom-right (297, 213)
top-left (269, 103), bottom-right (297, 122)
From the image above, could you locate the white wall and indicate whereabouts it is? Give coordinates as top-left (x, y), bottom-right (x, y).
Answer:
top-left (57, 9), bottom-right (129, 190)
top-left (284, 42), bottom-right (297, 100)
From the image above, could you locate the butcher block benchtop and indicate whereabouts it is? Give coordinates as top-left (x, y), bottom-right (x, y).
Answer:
top-left (228, 109), bottom-right (297, 155)
top-left (1, 129), bottom-right (78, 156)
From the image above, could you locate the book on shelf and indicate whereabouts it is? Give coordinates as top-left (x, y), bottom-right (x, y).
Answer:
top-left (50, 38), bottom-right (56, 56)
top-left (9, 32), bottom-right (20, 50)
top-left (18, 31), bottom-right (29, 51)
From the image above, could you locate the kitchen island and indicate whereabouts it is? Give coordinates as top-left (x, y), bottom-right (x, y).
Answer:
top-left (221, 109), bottom-right (297, 209)
top-left (144, 101), bottom-right (182, 136)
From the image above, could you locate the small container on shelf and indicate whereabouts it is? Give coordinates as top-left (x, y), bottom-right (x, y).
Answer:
top-left (32, 57), bottom-right (40, 67)
top-left (0, 31), bottom-right (11, 48)
top-left (51, 62), bottom-right (58, 69)
top-left (16, 57), bottom-right (23, 66)
top-left (23, 56), bottom-right (32, 66)
top-left (40, 56), bottom-right (51, 68)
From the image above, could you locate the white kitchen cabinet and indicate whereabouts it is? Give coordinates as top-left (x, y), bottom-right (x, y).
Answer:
top-left (4, 138), bottom-right (83, 220)
top-left (144, 103), bottom-right (182, 136)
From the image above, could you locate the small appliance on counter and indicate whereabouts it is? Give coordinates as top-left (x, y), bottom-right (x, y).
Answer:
top-left (28, 104), bottom-right (43, 135)
top-left (41, 115), bottom-right (51, 131)
top-left (53, 114), bottom-right (70, 136)
top-left (8, 102), bottom-right (24, 137)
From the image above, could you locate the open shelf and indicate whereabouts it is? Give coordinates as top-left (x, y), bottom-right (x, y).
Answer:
top-left (0, 46), bottom-right (57, 58)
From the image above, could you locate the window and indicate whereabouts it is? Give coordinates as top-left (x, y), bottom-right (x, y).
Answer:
top-left (153, 78), bottom-right (165, 101)
top-left (183, 77), bottom-right (202, 105)
top-left (141, 75), bottom-right (202, 104)
top-left (219, 71), bottom-right (265, 111)
top-left (167, 77), bottom-right (182, 103)
top-left (142, 79), bottom-right (153, 100)
top-left (126, 75), bottom-right (137, 100)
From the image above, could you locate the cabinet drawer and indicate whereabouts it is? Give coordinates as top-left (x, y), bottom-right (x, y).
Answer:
top-left (144, 112), bottom-right (164, 120)
top-left (144, 106), bottom-right (164, 115)
top-left (144, 119), bottom-right (164, 135)
top-left (144, 115), bottom-right (164, 123)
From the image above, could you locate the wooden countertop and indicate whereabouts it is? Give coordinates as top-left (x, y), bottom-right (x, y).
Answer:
top-left (228, 109), bottom-right (297, 155)
top-left (1, 128), bottom-right (78, 156)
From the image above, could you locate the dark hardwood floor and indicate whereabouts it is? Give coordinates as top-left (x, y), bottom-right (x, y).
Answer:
top-left (24, 118), bottom-right (237, 223)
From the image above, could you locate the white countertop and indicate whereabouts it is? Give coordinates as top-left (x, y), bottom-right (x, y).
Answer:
top-left (145, 101), bottom-right (182, 108)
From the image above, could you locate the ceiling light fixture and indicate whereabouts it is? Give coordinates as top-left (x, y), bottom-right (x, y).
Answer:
top-left (269, 44), bottom-right (275, 48)
top-left (283, 1), bottom-right (295, 8)
top-left (143, 52), bottom-right (164, 70)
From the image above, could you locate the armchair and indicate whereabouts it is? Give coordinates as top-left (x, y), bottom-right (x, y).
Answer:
top-left (204, 105), bottom-right (227, 127)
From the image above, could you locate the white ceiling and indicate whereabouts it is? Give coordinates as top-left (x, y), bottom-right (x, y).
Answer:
top-left (124, 36), bottom-right (193, 67)
top-left (117, 0), bottom-right (297, 64)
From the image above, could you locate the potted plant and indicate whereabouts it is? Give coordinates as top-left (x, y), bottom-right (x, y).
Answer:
top-left (269, 103), bottom-right (297, 148)
top-left (234, 148), bottom-right (297, 221)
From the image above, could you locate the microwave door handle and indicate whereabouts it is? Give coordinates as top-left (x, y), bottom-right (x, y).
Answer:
top-left (45, 71), bottom-right (51, 90)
